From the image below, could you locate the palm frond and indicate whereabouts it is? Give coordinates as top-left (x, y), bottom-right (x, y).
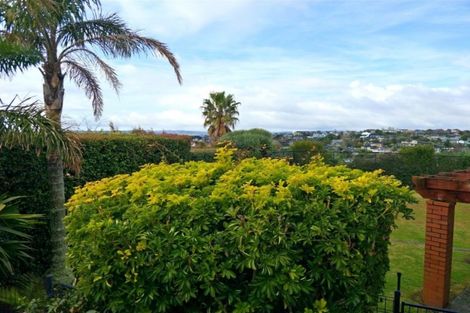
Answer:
top-left (58, 13), bottom-right (127, 47)
top-left (63, 60), bottom-right (103, 118)
top-left (0, 37), bottom-right (42, 76)
top-left (0, 195), bottom-right (42, 277)
top-left (62, 48), bottom-right (121, 92)
top-left (0, 273), bottom-right (44, 306)
top-left (59, 14), bottom-right (182, 84)
top-left (0, 0), bottom-right (99, 28)
top-left (0, 97), bottom-right (82, 171)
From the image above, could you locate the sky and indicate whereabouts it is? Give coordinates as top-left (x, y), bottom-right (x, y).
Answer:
top-left (2, 0), bottom-right (470, 131)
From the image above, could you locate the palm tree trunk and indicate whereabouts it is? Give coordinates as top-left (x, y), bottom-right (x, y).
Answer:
top-left (43, 62), bottom-right (71, 284)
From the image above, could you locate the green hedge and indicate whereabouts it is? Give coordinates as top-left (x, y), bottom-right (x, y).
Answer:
top-left (190, 148), bottom-right (216, 162)
top-left (64, 132), bottom-right (191, 198)
top-left (0, 132), bottom-right (190, 274)
top-left (66, 148), bottom-right (413, 313)
top-left (349, 146), bottom-right (470, 186)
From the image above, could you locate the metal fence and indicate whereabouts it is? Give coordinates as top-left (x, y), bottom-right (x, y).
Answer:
top-left (376, 273), bottom-right (459, 313)
top-left (400, 302), bottom-right (459, 313)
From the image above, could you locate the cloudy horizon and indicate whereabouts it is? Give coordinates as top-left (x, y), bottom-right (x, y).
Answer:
top-left (2, 0), bottom-right (470, 132)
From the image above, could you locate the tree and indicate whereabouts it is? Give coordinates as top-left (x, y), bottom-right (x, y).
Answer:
top-left (0, 0), bottom-right (182, 282)
top-left (291, 140), bottom-right (324, 165)
top-left (202, 92), bottom-right (240, 143)
top-left (0, 98), bottom-right (80, 308)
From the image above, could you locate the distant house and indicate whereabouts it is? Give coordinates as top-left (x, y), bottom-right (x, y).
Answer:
top-left (400, 140), bottom-right (418, 147)
top-left (366, 143), bottom-right (392, 153)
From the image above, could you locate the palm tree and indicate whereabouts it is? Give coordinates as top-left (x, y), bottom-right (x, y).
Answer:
top-left (202, 92), bottom-right (240, 143)
top-left (0, 98), bottom-right (80, 309)
top-left (0, 0), bottom-right (182, 282)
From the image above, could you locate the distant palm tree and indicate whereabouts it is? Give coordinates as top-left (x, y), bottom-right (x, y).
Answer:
top-left (0, 0), bottom-right (182, 282)
top-left (202, 92), bottom-right (240, 143)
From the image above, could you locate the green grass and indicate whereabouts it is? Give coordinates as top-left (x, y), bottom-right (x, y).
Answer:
top-left (385, 194), bottom-right (470, 302)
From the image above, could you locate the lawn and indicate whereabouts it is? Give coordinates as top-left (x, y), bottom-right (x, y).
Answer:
top-left (384, 193), bottom-right (470, 302)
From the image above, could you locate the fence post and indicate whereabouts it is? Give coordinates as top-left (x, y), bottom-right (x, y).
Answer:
top-left (44, 274), bottom-right (54, 298)
top-left (393, 272), bottom-right (402, 313)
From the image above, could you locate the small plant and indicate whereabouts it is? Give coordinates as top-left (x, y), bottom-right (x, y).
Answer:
top-left (17, 288), bottom-right (98, 313)
top-left (0, 195), bottom-right (42, 278)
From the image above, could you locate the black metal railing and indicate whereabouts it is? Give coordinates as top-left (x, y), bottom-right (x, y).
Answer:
top-left (401, 302), bottom-right (458, 313)
top-left (376, 273), bottom-right (459, 313)
top-left (376, 295), bottom-right (396, 313)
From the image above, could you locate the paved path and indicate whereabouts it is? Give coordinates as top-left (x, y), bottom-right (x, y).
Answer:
top-left (450, 288), bottom-right (470, 313)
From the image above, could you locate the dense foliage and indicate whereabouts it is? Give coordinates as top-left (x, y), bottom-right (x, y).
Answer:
top-left (66, 148), bottom-right (413, 313)
top-left (64, 132), bottom-right (191, 198)
top-left (220, 128), bottom-right (274, 158)
top-left (0, 133), bottom-right (190, 274)
top-left (290, 140), bottom-right (325, 165)
top-left (190, 148), bottom-right (216, 162)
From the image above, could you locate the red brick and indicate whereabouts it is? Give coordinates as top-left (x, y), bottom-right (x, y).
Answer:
top-left (423, 198), bottom-right (455, 308)
top-left (434, 219), bottom-right (449, 226)
top-left (431, 200), bottom-right (453, 207)
top-left (427, 213), bottom-right (440, 220)
top-left (426, 249), bottom-right (440, 256)
top-left (433, 238), bottom-right (448, 244)
top-left (431, 228), bottom-right (448, 234)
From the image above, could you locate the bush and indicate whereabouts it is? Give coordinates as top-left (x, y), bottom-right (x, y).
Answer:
top-left (291, 140), bottom-right (325, 165)
top-left (66, 148), bottom-right (413, 313)
top-left (220, 128), bottom-right (274, 158)
top-left (190, 148), bottom-right (216, 162)
top-left (0, 132), bottom-right (191, 275)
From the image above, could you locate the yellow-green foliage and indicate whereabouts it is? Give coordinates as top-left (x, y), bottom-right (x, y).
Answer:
top-left (66, 148), bottom-right (414, 313)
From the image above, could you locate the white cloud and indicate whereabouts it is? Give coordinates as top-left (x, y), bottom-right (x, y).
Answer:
top-left (350, 81), bottom-right (404, 102)
top-left (2, 1), bottom-right (470, 132)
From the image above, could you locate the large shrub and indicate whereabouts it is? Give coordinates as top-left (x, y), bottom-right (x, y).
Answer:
top-left (220, 128), bottom-right (274, 158)
top-left (66, 148), bottom-right (413, 313)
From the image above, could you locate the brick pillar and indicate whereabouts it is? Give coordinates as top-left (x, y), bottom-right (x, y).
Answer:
top-left (422, 200), bottom-right (456, 308)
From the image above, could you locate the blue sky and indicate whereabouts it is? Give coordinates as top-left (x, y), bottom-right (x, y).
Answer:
top-left (2, 0), bottom-right (470, 131)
